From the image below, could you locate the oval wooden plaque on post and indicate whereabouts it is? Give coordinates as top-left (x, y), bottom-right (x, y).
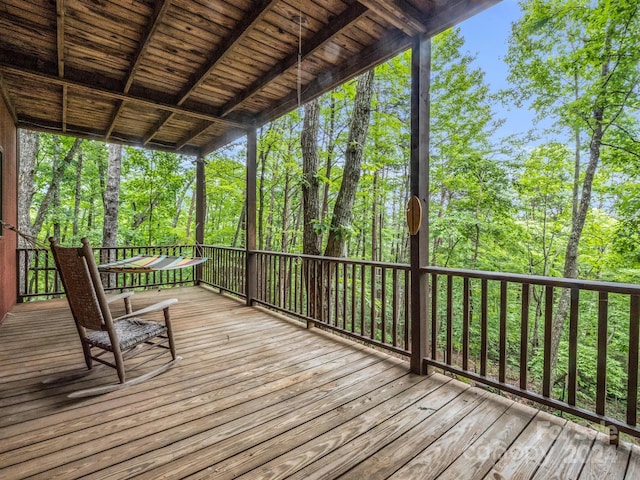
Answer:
top-left (406, 195), bottom-right (422, 235)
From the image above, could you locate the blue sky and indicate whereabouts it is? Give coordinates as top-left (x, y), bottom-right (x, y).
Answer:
top-left (457, 1), bottom-right (534, 139)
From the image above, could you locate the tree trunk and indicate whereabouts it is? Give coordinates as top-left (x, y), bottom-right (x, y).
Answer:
top-left (72, 150), bottom-right (84, 239)
top-left (321, 94), bottom-right (336, 226)
top-left (301, 99), bottom-right (321, 257)
top-left (301, 98), bottom-right (321, 318)
top-left (324, 69), bottom-right (375, 258)
top-left (17, 130), bottom-right (39, 247)
top-left (101, 144), bottom-right (122, 266)
top-left (32, 137), bottom-right (82, 239)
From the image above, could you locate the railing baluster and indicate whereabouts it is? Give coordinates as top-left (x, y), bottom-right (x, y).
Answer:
top-left (392, 268), bottom-right (399, 347)
top-left (628, 295), bottom-right (639, 427)
top-left (370, 265), bottom-right (376, 340)
top-left (499, 281), bottom-right (507, 383)
top-left (381, 267), bottom-right (387, 344)
top-left (462, 277), bottom-right (470, 371)
top-left (405, 269), bottom-right (410, 351)
top-left (596, 291), bottom-right (608, 416)
top-left (431, 273), bottom-right (438, 360)
top-left (481, 278), bottom-right (488, 377)
top-left (543, 285), bottom-right (554, 398)
top-left (351, 263), bottom-right (356, 333)
top-left (568, 287), bottom-right (579, 406)
top-left (446, 275), bottom-right (453, 365)
top-left (520, 283), bottom-right (530, 391)
top-left (360, 264), bottom-right (365, 335)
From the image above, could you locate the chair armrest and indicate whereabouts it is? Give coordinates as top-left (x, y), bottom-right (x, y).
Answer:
top-left (113, 298), bottom-right (178, 321)
top-left (106, 291), bottom-right (135, 314)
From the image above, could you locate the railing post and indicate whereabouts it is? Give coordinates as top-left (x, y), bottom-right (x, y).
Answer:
top-left (195, 155), bottom-right (206, 285)
top-left (245, 128), bottom-right (257, 305)
top-left (409, 34), bottom-right (431, 375)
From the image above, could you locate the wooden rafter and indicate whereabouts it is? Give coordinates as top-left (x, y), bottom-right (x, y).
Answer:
top-left (175, 121), bottom-right (212, 151)
top-left (56, 0), bottom-right (67, 132)
top-left (220, 2), bottom-right (369, 117)
top-left (142, 0), bottom-right (279, 145)
top-left (105, 0), bottom-right (173, 140)
top-left (0, 64), bottom-right (250, 129)
top-left (357, 0), bottom-right (429, 36)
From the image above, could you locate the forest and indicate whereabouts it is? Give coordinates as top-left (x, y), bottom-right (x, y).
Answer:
top-left (15, 1), bottom-right (640, 420)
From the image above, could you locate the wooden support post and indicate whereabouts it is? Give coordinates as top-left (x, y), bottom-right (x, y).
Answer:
top-left (409, 34), bottom-right (430, 375)
top-left (246, 129), bottom-right (257, 305)
top-left (195, 155), bottom-right (205, 284)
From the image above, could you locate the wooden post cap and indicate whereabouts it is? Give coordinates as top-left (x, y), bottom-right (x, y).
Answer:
top-left (406, 195), bottom-right (422, 235)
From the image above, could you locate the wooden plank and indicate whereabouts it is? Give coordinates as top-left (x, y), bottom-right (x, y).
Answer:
top-left (532, 421), bottom-right (598, 479)
top-left (437, 401), bottom-right (538, 479)
top-left (625, 444), bottom-right (640, 480)
top-left (486, 410), bottom-right (566, 479)
top-left (136, 370), bottom-right (443, 479)
top-left (335, 386), bottom-right (490, 480)
top-left (578, 432), bottom-right (631, 479)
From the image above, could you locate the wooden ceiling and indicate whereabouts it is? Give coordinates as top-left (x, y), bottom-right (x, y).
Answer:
top-left (0, 0), bottom-right (498, 156)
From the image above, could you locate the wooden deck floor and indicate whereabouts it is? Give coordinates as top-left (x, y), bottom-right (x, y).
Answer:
top-left (1, 286), bottom-right (638, 479)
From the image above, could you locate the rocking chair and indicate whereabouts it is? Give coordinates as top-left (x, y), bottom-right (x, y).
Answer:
top-left (49, 237), bottom-right (181, 398)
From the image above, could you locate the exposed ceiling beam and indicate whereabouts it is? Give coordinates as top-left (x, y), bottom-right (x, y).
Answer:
top-left (56, 0), bottom-right (67, 132)
top-left (0, 63), bottom-right (251, 129)
top-left (142, 0), bottom-right (279, 145)
top-left (357, 0), bottom-right (429, 36)
top-left (175, 121), bottom-right (212, 151)
top-left (106, 0), bottom-right (173, 140)
top-left (16, 114), bottom-right (201, 156)
top-left (220, 2), bottom-right (369, 117)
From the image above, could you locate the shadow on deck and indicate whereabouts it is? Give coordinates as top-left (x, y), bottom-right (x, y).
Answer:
top-left (1, 286), bottom-right (638, 479)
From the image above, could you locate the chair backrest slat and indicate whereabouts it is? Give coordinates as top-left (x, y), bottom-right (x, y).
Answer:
top-left (50, 238), bottom-right (108, 331)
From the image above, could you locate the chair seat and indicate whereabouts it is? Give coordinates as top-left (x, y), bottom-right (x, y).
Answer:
top-left (87, 319), bottom-right (167, 351)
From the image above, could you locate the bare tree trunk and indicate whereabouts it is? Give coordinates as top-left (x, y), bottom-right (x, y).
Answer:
top-left (301, 98), bottom-right (321, 319)
top-left (324, 69), bottom-right (375, 258)
top-left (32, 137), bottom-right (82, 239)
top-left (101, 144), bottom-right (122, 269)
top-left (321, 94), bottom-right (336, 227)
top-left (372, 169), bottom-right (379, 261)
top-left (186, 187), bottom-right (196, 239)
top-left (301, 99), bottom-right (321, 257)
top-left (173, 176), bottom-right (194, 229)
top-left (17, 130), bottom-right (39, 247)
top-left (72, 150), bottom-right (84, 239)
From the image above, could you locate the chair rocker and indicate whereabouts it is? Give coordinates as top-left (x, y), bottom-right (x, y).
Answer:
top-left (48, 237), bottom-right (181, 398)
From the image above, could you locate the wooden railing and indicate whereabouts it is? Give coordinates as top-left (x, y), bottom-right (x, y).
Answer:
top-left (17, 245), bottom-right (200, 301)
top-left (199, 245), bottom-right (246, 297)
top-left (424, 266), bottom-right (640, 441)
top-left (251, 251), bottom-right (411, 357)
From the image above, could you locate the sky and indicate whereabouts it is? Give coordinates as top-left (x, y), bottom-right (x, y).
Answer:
top-left (456, 0), bottom-right (535, 140)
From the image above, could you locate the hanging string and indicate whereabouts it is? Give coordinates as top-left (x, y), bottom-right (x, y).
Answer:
top-left (0, 220), bottom-right (47, 249)
top-left (297, 1), bottom-right (303, 108)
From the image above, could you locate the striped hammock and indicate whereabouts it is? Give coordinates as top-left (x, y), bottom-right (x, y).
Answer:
top-left (98, 254), bottom-right (208, 273)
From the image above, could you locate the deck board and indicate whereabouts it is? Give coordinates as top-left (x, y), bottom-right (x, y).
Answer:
top-left (0, 286), bottom-right (633, 479)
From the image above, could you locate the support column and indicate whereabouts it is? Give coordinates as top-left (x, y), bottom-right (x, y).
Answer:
top-left (409, 34), bottom-right (431, 375)
top-left (195, 154), bottom-right (205, 284)
top-left (246, 128), bottom-right (257, 305)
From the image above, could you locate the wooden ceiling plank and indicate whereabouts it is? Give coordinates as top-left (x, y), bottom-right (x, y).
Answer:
top-left (142, 0), bottom-right (278, 145)
top-left (175, 121), bottom-right (212, 151)
top-left (221, 1), bottom-right (368, 117)
top-left (0, 72), bottom-right (19, 125)
top-left (357, 0), bottom-right (429, 36)
top-left (0, 63), bottom-right (250, 128)
top-left (106, 0), bottom-right (172, 140)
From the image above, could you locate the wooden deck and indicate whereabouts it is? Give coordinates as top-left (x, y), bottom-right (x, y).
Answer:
top-left (1, 286), bottom-right (638, 479)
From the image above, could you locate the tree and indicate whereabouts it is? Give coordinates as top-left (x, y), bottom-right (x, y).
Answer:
top-left (506, 0), bottom-right (640, 376)
top-left (301, 98), bottom-right (321, 257)
top-left (101, 144), bottom-right (122, 262)
top-left (17, 130), bottom-right (39, 247)
top-left (324, 69), bottom-right (375, 258)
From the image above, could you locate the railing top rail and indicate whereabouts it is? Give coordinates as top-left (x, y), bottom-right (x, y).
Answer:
top-left (251, 249), bottom-right (411, 270)
top-left (201, 245), bottom-right (246, 253)
top-left (423, 265), bottom-right (640, 295)
top-left (18, 244), bottom-right (197, 253)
